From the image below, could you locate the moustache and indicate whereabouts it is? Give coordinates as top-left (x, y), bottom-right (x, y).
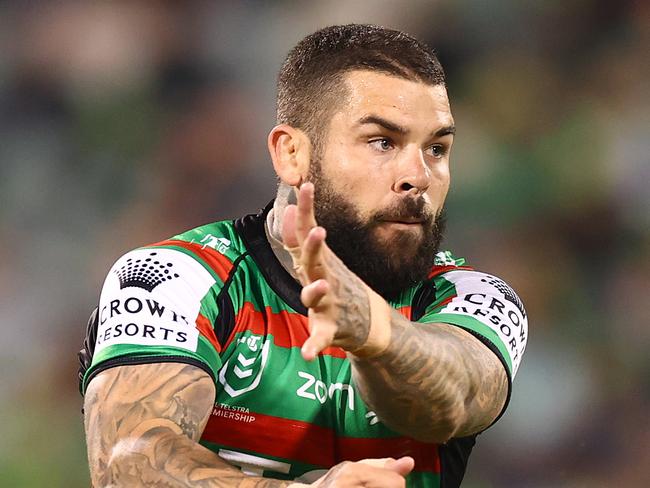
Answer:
top-left (372, 198), bottom-right (435, 224)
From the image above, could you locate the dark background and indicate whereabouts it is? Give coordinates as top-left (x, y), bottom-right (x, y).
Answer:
top-left (0, 1), bottom-right (647, 486)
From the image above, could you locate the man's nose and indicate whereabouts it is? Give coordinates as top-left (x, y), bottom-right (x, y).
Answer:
top-left (392, 147), bottom-right (430, 195)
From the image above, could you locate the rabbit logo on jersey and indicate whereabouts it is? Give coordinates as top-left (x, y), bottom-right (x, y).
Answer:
top-left (218, 333), bottom-right (271, 397)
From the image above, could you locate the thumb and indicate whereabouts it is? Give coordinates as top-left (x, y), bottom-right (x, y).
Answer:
top-left (384, 456), bottom-right (415, 476)
top-left (301, 323), bottom-right (334, 361)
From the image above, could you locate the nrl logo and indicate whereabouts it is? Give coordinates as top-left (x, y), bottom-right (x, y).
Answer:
top-left (218, 335), bottom-right (270, 398)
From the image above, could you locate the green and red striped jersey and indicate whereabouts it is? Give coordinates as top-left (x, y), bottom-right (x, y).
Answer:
top-left (82, 203), bottom-right (527, 487)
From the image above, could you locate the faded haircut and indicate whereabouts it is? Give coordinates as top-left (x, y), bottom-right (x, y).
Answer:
top-left (276, 24), bottom-right (446, 151)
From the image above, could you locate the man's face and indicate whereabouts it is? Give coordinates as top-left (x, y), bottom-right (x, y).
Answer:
top-left (307, 70), bottom-right (455, 299)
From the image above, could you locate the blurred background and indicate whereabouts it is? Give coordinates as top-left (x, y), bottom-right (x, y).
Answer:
top-left (0, 1), bottom-right (647, 486)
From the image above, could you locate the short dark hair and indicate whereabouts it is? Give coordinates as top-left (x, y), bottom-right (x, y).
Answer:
top-left (277, 24), bottom-right (446, 148)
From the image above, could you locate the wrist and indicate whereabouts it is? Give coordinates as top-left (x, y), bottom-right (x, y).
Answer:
top-left (349, 287), bottom-right (392, 358)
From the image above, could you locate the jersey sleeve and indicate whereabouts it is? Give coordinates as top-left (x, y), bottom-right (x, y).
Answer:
top-left (418, 270), bottom-right (528, 381)
top-left (81, 246), bottom-right (225, 394)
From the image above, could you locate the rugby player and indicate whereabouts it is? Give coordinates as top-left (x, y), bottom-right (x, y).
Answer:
top-left (79, 24), bottom-right (528, 487)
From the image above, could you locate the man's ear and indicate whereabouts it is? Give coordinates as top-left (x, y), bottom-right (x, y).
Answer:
top-left (267, 124), bottom-right (311, 186)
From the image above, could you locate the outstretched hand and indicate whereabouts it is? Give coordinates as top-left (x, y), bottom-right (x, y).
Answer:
top-left (308, 456), bottom-right (415, 487)
top-left (282, 183), bottom-right (390, 360)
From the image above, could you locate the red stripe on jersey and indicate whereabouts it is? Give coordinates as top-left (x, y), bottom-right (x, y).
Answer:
top-left (228, 302), bottom-right (347, 359)
top-left (427, 265), bottom-right (473, 279)
top-left (434, 294), bottom-right (456, 310)
top-left (149, 239), bottom-right (233, 282)
top-left (203, 408), bottom-right (333, 467)
top-left (396, 305), bottom-right (411, 319)
top-left (202, 409), bottom-right (440, 472)
top-left (338, 436), bottom-right (441, 473)
top-left (196, 313), bottom-right (221, 353)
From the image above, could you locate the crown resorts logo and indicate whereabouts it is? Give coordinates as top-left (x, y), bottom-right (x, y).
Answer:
top-left (115, 252), bottom-right (180, 292)
top-left (481, 276), bottom-right (526, 318)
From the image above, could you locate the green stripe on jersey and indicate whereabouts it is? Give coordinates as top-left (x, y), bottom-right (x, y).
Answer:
top-left (172, 221), bottom-right (244, 263)
top-left (420, 313), bottom-right (513, 375)
top-left (227, 258), bottom-right (304, 315)
top-left (198, 283), bottom-right (222, 330)
top-left (407, 471), bottom-right (440, 488)
top-left (422, 275), bottom-right (514, 376)
top-left (217, 330), bottom-right (401, 438)
top-left (83, 339), bottom-right (221, 392)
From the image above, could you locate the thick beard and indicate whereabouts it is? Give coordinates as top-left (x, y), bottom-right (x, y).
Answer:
top-left (307, 162), bottom-right (447, 301)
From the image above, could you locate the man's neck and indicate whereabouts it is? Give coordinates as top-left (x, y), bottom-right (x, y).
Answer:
top-left (265, 184), bottom-right (300, 281)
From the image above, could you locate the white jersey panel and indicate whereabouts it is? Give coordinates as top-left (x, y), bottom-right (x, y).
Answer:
top-left (438, 270), bottom-right (528, 377)
top-left (95, 248), bottom-right (216, 354)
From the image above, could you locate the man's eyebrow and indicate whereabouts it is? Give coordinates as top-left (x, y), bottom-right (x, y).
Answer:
top-left (358, 115), bottom-right (408, 135)
top-left (433, 125), bottom-right (456, 138)
top-left (358, 115), bottom-right (456, 139)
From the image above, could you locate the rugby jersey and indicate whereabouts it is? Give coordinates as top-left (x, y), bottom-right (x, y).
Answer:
top-left (82, 202), bottom-right (528, 487)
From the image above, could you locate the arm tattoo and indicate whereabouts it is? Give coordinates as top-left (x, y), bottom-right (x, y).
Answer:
top-left (316, 247), bottom-right (506, 441)
top-left (84, 363), bottom-right (291, 487)
top-left (350, 309), bottom-right (508, 442)
top-left (324, 252), bottom-right (371, 350)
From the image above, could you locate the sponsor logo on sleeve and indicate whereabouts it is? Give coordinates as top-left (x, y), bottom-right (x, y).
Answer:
top-left (94, 248), bottom-right (216, 354)
top-left (439, 271), bottom-right (528, 376)
top-left (479, 275), bottom-right (527, 319)
top-left (95, 294), bottom-right (197, 351)
top-left (115, 252), bottom-right (180, 292)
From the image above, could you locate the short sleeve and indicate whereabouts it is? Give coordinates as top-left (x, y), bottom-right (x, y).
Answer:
top-left (418, 270), bottom-right (528, 380)
top-left (81, 247), bottom-right (223, 393)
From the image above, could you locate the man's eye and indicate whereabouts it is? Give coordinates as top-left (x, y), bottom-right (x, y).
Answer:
top-left (369, 138), bottom-right (394, 152)
top-left (425, 144), bottom-right (446, 158)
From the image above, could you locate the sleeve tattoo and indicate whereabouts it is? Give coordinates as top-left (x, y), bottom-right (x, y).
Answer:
top-left (84, 363), bottom-right (291, 487)
top-left (318, 249), bottom-right (508, 442)
top-left (350, 308), bottom-right (508, 443)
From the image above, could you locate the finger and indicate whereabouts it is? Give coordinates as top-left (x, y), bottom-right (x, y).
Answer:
top-left (282, 204), bottom-right (300, 249)
top-left (301, 320), bottom-right (336, 361)
top-left (358, 456), bottom-right (414, 476)
top-left (352, 465), bottom-right (407, 487)
top-left (357, 458), bottom-right (394, 468)
top-left (366, 472), bottom-right (406, 488)
top-left (300, 279), bottom-right (329, 309)
top-left (296, 182), bottom-right (317, 242)
top-left (320, 461), bottom-right (406, 488)
top-left (301, 226), bottom-right (327, 281)
top-left (384, 457), bottom-right (415, 476)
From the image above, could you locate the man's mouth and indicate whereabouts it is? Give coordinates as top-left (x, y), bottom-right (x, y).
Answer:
top-left (378, 219), bottom-right (425, 232)
top-left (380, 216), bottom-right (424, 225)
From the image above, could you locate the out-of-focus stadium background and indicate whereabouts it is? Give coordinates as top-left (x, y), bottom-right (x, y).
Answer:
top-left (0, 1), bottom-right (647, 486)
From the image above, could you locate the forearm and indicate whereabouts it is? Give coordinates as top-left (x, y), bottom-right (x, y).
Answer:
top-left (280, 184), bottom-right (507, 442)
top-left (84, 364), bottom-right (293, 488)
top-left (104, 425), bottom-right (291, 487)
top-left (350, 307), bottom-right (473, 443)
